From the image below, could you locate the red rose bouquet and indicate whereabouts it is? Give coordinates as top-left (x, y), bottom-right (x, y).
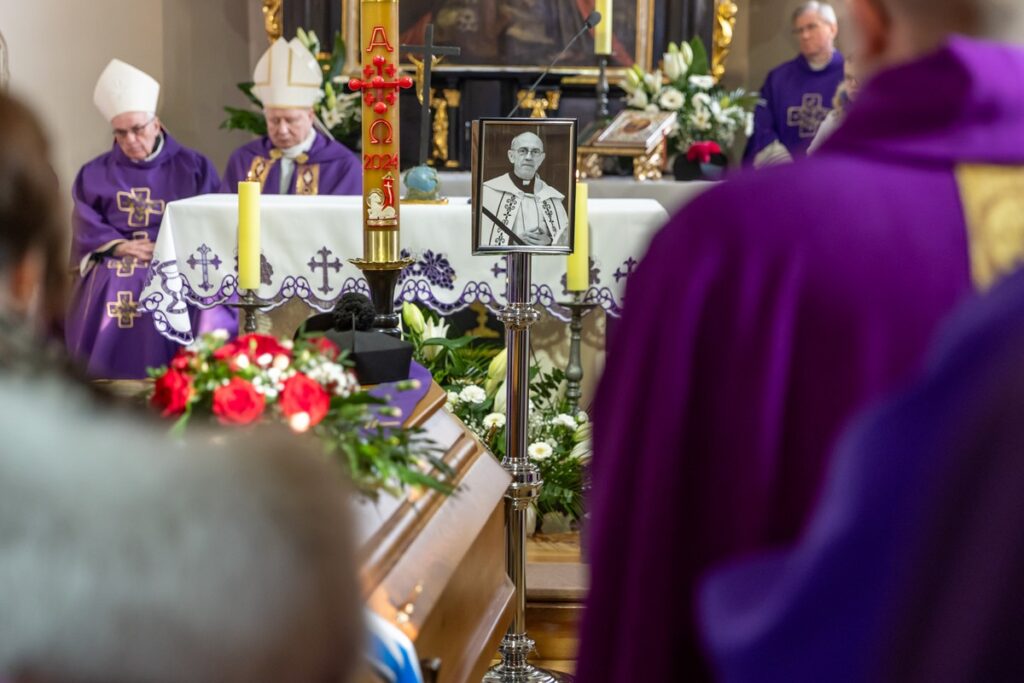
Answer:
top-left (149, 330), bottom-right (453, 496)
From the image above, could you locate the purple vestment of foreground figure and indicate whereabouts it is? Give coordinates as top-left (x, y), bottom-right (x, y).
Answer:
top-left (577, 37), bottom-right (1024, 682)
top-left (701, 266), bottom-right (1024, 682)
top-left (220, 132), bottom-right (361, 195)
top-left (66, 131), bottom-right (234, 379)
top-left (744, 52), bottom-right (844, 162)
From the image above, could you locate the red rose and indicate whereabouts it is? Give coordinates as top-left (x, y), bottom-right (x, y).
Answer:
top-left (212, 340), bottom-right (241, 361)
top-left (212, 377), bottom-right (266, 426)
top-left (169, 350), bottom-right (196, 371)
top-left (235, 333), bottom-right (292, 360)
top-left (279, 373), bottom-right (331, 431)
top-left (150, 369), bottom-right (193, 417)
top-left (306, 336), bottom-right (341, 360)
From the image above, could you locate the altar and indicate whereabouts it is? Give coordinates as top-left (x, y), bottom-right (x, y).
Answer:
top-left (140, 194), bottom-right (669, 345)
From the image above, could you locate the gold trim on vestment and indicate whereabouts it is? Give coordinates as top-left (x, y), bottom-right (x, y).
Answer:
top-left (957, 163), bottom-right (1024, 291)
top-left (295, 163), bottom-right (320, 195)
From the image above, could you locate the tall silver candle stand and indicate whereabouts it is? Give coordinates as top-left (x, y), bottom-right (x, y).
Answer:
top-left (484, 253), bottom-right (572, 683)
top-left (561, 292), bottom-right (599, 414)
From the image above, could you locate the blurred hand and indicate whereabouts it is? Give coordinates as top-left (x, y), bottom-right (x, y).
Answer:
top-left (113, 238), bottom-right (154, 262)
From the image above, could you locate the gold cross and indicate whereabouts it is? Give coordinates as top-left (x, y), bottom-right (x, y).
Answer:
top-left (116, 187), bottom-right (165, 228)
top-left (106, 256), bottom-right (140, 277)
top-left (786, 93), bottom-right (830, 139)
top-left (105, 291), bottom-right (141, 329)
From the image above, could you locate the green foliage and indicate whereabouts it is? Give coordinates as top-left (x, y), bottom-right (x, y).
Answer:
top-left (399, 301), bottom-right (590, 528)
top-left (689, 36), bottom-right (711, 77)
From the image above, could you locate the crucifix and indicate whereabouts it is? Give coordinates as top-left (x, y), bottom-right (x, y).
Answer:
top-left (401, 24), bottom-right (460, 166)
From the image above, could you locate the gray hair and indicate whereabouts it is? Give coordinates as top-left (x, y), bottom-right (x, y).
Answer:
top-left (509, 130), bottom-right (544, 152)
top-left (0, 378), bottom-right (362, 683)
top-left (793, 1), bottom-right (838, 26)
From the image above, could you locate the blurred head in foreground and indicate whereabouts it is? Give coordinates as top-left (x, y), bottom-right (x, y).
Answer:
top-left (0, 386), bottom-right (363, 683)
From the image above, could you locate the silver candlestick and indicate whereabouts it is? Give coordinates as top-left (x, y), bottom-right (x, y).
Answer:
top-left (561, 292), bottom-right (599, 414)
top-left (484, 253), bottom-right (572, 683)
top-left (229, 288), bottom-right (261, 334)
top-left (595, 54), bottom-right (610, 122)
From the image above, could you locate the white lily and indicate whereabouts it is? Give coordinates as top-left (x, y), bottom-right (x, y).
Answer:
top-left (401, 301), bottom-right (426, 336)
top-left (689, 74), bottom-right (716, 90)
top-left (642, 70), bottom-right (663, 93)
top-left (626, 88), bottom-right (649, 109)
top-left (485, 348), bottom-right (507, 397)
top-left (680, 41), bottom-right (694, 69)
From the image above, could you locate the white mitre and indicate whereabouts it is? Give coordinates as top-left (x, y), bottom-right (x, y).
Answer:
top-left (252, 37), bottom-right (323, 109)
top-left (93, 59), bottom-right (160, 122)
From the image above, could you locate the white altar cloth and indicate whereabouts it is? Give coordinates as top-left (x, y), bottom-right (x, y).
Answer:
top-left (140, 194), bottom-right (669, 344)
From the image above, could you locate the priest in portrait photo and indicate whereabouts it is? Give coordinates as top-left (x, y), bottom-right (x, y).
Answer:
top-left (65, 59), bottom-right (228, 379)
top-left (479, 130), bottom-right (570, 249)
top-left (221, 37), bottom-right (361, 195)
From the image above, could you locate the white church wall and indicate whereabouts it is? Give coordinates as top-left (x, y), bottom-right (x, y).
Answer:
top-left (0, 0), bottom-right (165, 196)
top-left (0, 0), bottom-right (259, 198)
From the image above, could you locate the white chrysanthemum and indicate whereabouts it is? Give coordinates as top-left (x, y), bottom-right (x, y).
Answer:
top-left (552, 413), bottom-right (577, 430)
top-left (446, 390), bottom-right (461, 406)
top-left (689, 75), bottom-right (715, 90)
top-left (459, 385), bottom-right (487, 404)
top-left (645, 103), bottom-right (661, 113)
top-left (482, 413), bottom-right (506, 430)
top-left (657, 87), bottom-right (685, 111)
top-left (692, 92), bottom-right (712, 109)
top-left (528, 442), bottom-right (553, 460)
top-left (483, 413), bottom-right (507, 430)
top-left (209, 329), bottom-right (230, 342)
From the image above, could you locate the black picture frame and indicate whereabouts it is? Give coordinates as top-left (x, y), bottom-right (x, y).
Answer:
top-left (471, 118), bottom-right (577, 255)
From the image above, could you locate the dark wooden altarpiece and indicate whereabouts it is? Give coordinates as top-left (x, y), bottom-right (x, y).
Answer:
top-left (282, 0), bottom-right (716, 170)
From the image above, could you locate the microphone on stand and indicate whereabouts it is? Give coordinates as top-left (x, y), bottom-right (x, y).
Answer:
top-left (505, 11), bottom-right (602, 118)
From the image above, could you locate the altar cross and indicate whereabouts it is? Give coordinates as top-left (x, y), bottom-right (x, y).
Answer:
top-left (402, 24), bottom-right (461, 166)
top-left (308, 246), bottom-right (342, 294)
top-left (187, 243), bottom-right (222, 291)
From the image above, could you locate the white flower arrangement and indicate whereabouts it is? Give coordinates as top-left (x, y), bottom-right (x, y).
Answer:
top-left (622, 37), bottom-right (759, 156)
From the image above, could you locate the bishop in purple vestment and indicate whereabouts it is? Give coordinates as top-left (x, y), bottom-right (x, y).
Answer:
top-left (577, 12), bottom-right (1024, 681)
top-left (220, 38), bottom-right (360, 196)
top-left (66, 60), bottom-right (232, 380)
top-left (744, 2), bottom-right (844, 165)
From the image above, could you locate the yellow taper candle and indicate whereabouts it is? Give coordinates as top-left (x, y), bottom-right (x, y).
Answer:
top-left (567, 182), bottom-right (590, 291)
top-left (237, 180), bottom-right (261, 290)
top-left (595, 0), bottom-right (613, 55)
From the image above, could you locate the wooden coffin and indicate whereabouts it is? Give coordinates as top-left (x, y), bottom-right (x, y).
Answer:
top-left (353, 382), bottom-right (514, 683)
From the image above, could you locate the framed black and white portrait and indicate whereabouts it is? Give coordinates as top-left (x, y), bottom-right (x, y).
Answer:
top-left (471, 118), bottom-right (577, 255)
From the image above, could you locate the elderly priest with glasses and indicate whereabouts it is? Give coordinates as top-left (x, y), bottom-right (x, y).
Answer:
top-left (65, 59), bottom-right (230, 379)
top-left (221, 38), bottom-right (361, 196)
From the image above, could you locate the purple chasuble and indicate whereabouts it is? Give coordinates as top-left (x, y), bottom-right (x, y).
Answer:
top-left (65, 131), bottom-right (232, 380)
top-left (700, 267), bottom-right (1024, 683)
top-left (577, 37), bottom-right (1024, 682)
top-left (743, 51), bottom-right (844, 162)
top-left (220, 132), bottom-right (361, 195)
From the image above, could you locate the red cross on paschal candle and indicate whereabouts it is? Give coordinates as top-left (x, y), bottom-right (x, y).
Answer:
top-left (348, 55), bottom-right (413, 114)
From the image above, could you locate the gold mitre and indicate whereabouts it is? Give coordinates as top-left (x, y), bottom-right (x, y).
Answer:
top-left (252, 37), bottom-right (323, 109)
top-left (93, 59), bottom-right (160, 122)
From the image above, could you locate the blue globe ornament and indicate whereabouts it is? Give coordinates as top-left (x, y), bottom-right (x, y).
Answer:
top-left (403, 164), bottom-right (441, 201)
